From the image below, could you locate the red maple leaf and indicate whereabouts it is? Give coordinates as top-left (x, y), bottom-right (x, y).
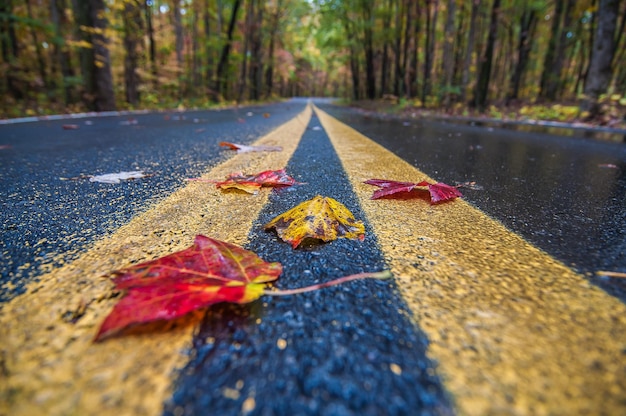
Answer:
top-left (94, 235), bottom-right (282, 341)
top-left (95, 236), bottom-right (392, 341)
top-left (221, 169), bottom-right (298, 187)
top-left (364, 179), bottom-right (462, 203)
top-left (188, 169), bottom-right (298, 194)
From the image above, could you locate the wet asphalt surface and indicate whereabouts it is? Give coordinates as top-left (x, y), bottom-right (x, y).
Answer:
top-left (316, 103), bottom-right (626, 302)
top-left (1, 98), bottom-right (625, 414)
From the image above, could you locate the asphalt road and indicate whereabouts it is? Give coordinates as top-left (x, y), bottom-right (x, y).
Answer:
top-left (1, 99), bottom-right (625, 416)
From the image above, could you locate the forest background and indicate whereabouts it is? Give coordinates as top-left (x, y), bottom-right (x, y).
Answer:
top-left (1, 0), bottom-right (625, 127)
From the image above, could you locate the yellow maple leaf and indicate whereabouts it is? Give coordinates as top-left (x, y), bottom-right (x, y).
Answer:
top-left (264, 195), bottom-right (365, 248)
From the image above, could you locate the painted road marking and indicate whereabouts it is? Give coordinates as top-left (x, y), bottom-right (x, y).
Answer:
top-left (0, 106), bottom-right (311, 416)
top-left (315, 106), bottom-right (626, 415)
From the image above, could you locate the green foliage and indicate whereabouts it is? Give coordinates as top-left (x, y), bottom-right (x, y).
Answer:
top-left (519, 104), bottom-right (581, 122)
top-left (1, 0), bottom-right (625, 124)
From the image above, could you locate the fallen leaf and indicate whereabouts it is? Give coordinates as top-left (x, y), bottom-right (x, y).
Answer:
top-left (364, 179), bottom-right (462, 203)
top-left (95, 235), bottom-right (392, 340)
top-left (89, 171), bottom-right (150, 184)
top-left (188, 169), bottom-right (298, 194)
top-left (94, 235), bottom-right (282, 341)
top-left (264, 195), bottom-right (365, 248)
top-left (263, 113), bottom-right (270, 118)
top-left (119, 118), bottom-right (138, 126)
top-left (62, 124), bottom-right (79, 130)
top-left (220, 141), bottom-right (282, 153)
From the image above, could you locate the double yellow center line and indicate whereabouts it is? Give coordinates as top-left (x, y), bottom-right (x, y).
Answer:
top-left (316, 105), bottom-right (626, 415)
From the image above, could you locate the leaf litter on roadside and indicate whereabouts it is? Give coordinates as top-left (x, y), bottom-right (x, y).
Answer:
top-left (264, 195), bottom-right (365, 248)
top-left (95, 235), bottom-right (391, 341)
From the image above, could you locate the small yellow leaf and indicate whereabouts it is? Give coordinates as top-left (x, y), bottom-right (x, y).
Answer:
top-left (264, 195), bottom-right (365, 248)
top-left (217, 181), bottom-right (261, 194)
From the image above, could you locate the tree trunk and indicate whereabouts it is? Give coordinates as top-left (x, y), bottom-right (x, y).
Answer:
top-left (441, 0), bottom-right (457, 107)
top-left (0, 0), bottom-right (22, 99)
top-left (380, 0), bottom-right (393, 96)
top-left (91, 0), bottom-right (116, 111)
top-left (555, 1), bottom-right (576, 98)
top-left (173, 0), bottom-right (184, 68)
top-left (507, 7), bottom-right (538, 103)
top-left (610, 3), bottom-right (625, 78)
top-left (358, 0), bottom-right (376, 99)
top-left (582, 0), bottom-right (619, 116)
top-left (264, 0), bottom-right (281, 98)
top-left (421, 0), bottom-right (434, 105)
top-left (461, 0), bottom-right (479, 103)
top-left (25, 0), bottom-right (48, 91)
top-left (248, 0), bottom-right (264, 100)
top-left (401, 0), bottom-right (412, 98)
top-left (73, 0), bottom-right (116, 111)
top-left (349, 45), bottom-right (361, 100)
top-left (540, 0), bottom-right (567, 100)
top-left (393, 0), bottom-right (404, 96)
top-left (204, 0), bottom-right (213, 90)
top-left (472, 0), bottom-right (500, 110)
top-left (214, 0), bottom-right (242, 101)
top-left (191, 1), bottom-right (201, 91)
top-left (409, 0), bottom-right (420, 97)
top-left (123, 0), bottom-right (142, 105)
top-left (238, 0), bottom-right (251, 102)
top-left (51, 0), bottom-right (76, 105)
top-left (144, 0), bottom-right (158, 88)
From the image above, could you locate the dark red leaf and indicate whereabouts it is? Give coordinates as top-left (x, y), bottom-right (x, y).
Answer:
top-left (215, 169), bottom-right (298, 194)
top-left (364, 178), bottom-right (462, 203)
top-left (95, 235), bottom-right (282, 341)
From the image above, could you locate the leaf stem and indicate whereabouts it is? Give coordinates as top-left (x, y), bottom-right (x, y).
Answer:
top-left (263, 270), bottom-right (393, 296)
top-left (596, 270), bottom-right (626, 278)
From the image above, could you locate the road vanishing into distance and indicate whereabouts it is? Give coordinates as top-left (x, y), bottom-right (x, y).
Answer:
top-left (1, 98), bottom-right (625, 415)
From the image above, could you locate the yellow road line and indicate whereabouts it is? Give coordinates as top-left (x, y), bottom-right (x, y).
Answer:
top-left (0, 106), bottom-right (311, 416)
top-left (315, 106), bottom-right (626, 416)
